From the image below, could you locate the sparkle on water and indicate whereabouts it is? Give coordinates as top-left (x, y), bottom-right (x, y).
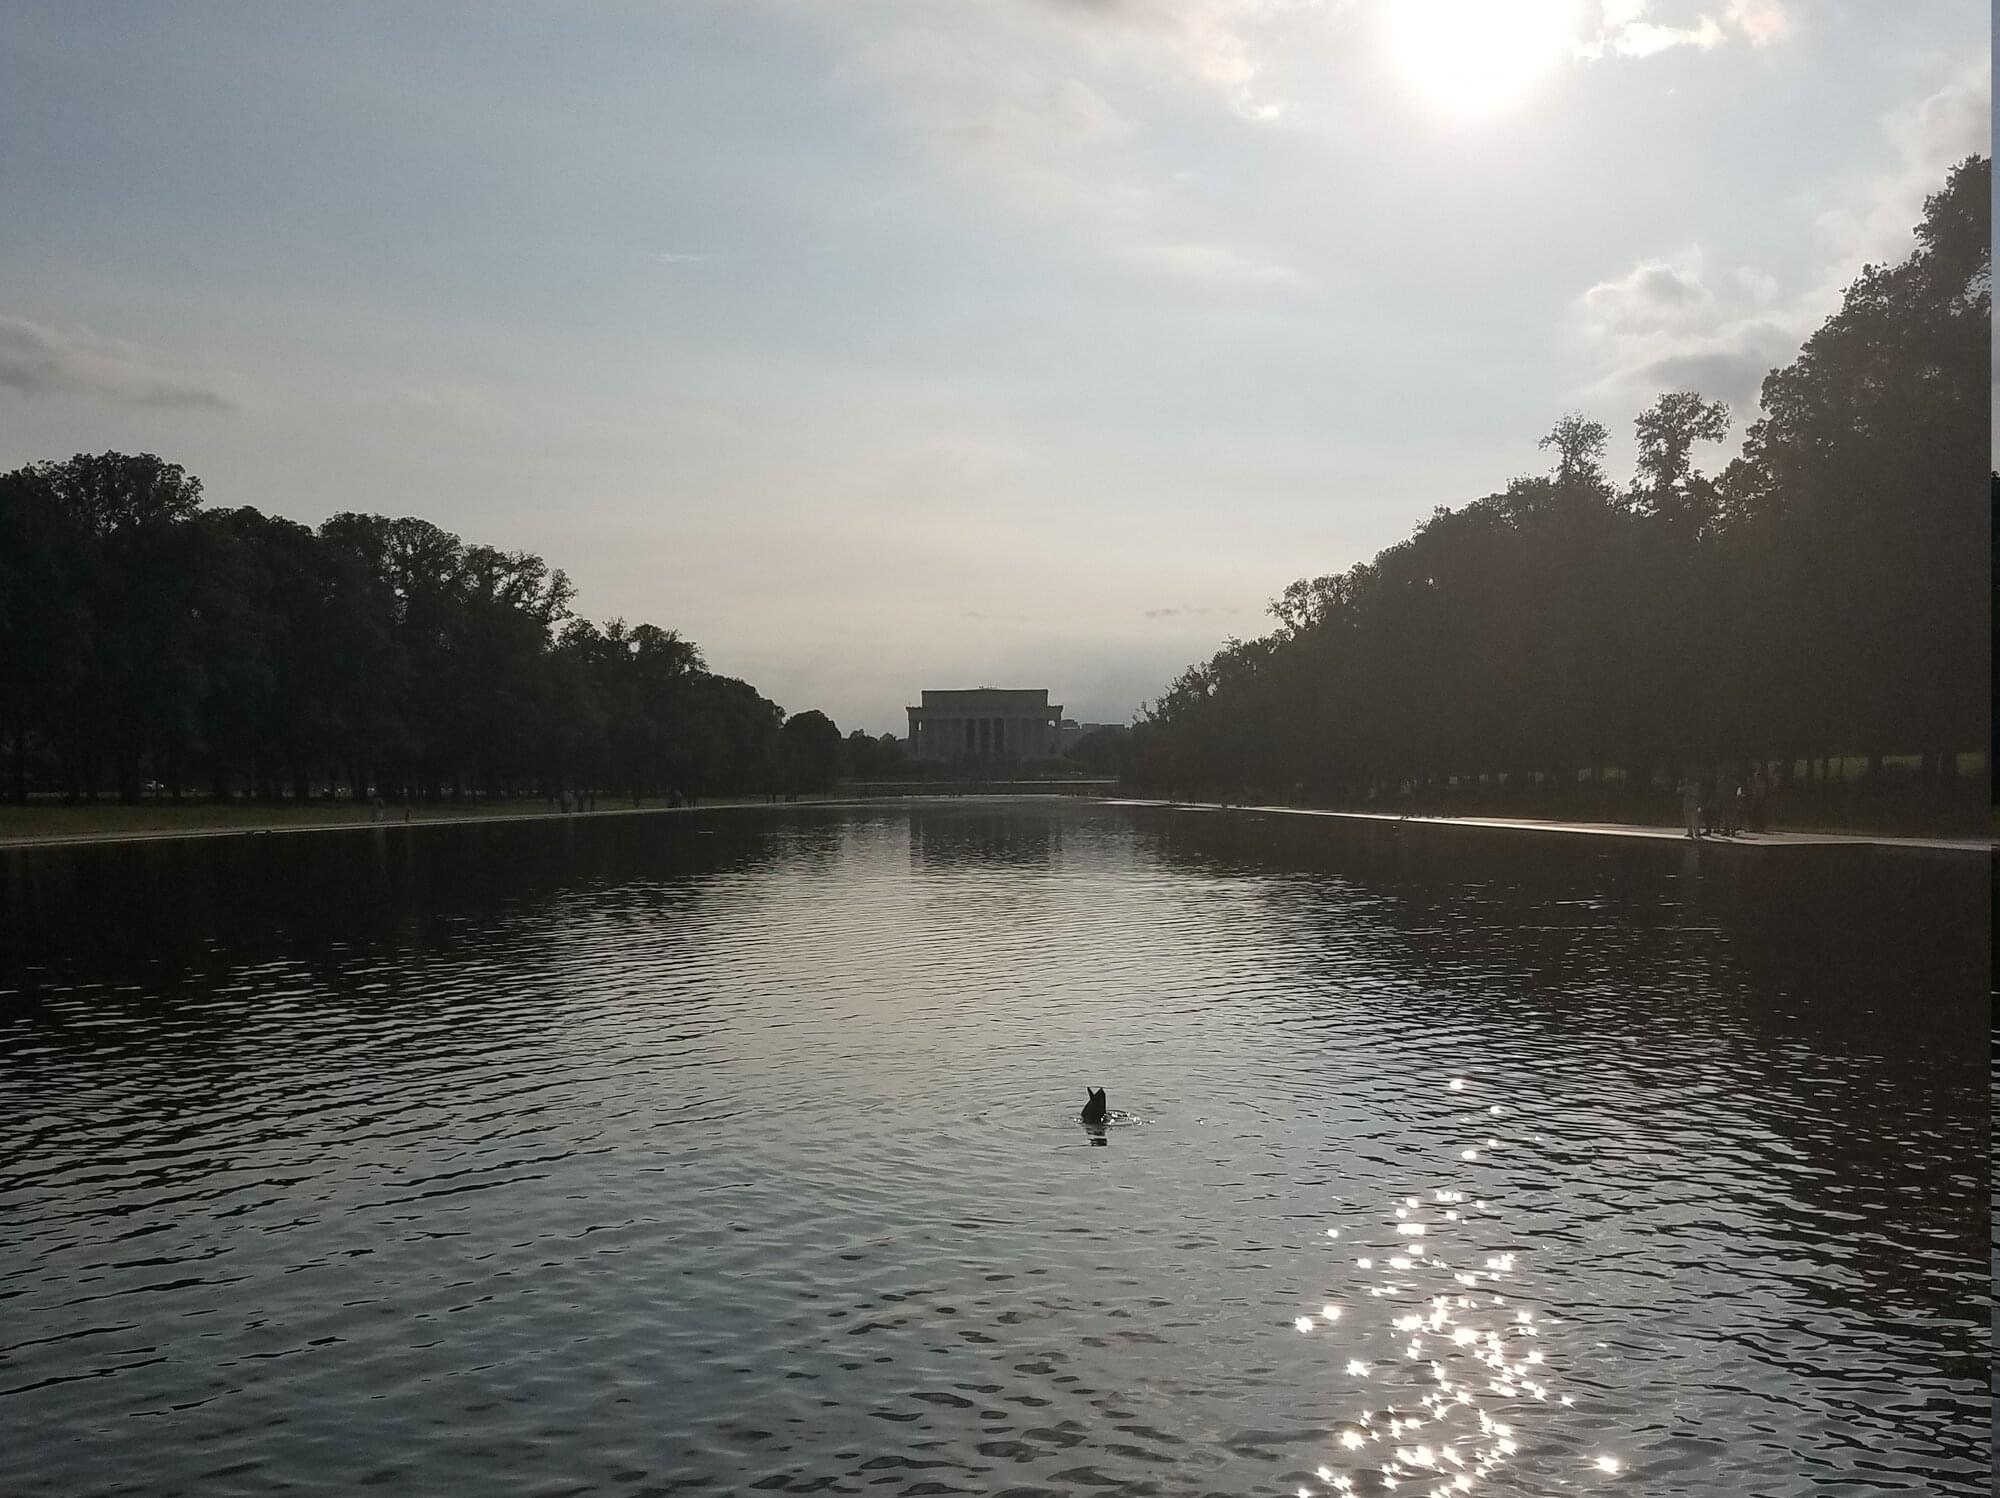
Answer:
top-left (1294, 1071), bottom-right (1628, 1495)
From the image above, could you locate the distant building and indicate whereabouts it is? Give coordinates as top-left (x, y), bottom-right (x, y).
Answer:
top-left (907, 688), bottom-right (1062, 764)
top-left (1058, 719), bottom-right (1128, 755)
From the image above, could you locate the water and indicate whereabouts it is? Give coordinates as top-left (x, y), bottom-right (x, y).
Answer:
top-left (0, 801), bottom-right (1988, 1496)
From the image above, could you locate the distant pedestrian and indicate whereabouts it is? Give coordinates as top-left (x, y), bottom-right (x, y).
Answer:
top-left (1718, 766), bottom-right (1741, 836)
top-left (1680, 774), bottom-right (1701, 840)
top-left (370, 792), bottom-right (384, 824)
top-left (1747, 765), bottom-right (1770, 833)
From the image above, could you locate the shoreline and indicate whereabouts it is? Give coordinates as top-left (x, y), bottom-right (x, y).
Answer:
top-left (0, 797), bottom-right (856, 851)
top-left (0, 793), bottom-right (1990, 857)
top-left (1108, 799), bottom-right (1995, 857)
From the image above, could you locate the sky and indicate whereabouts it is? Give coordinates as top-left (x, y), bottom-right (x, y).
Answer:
top-left (0, 1), bottom-right (1988, 734)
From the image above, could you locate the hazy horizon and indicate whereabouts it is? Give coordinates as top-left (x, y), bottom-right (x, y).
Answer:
top-left (1, 0), bottom-right (1987, 733)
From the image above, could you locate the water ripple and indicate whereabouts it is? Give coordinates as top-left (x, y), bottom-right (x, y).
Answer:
top-left (0, 804), bottom-right (1986, 1496)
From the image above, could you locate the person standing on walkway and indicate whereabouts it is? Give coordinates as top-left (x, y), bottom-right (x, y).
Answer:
top-left (1718, 765), bottom-right (1742, 836)
top-left (1747, 764), bottom-right (1769, 832)
top-left (1680, 773), bottom-right (1701, 839)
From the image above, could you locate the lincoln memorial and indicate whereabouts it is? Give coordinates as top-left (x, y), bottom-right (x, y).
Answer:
top-left (906, 688), bottom-right (1063, 764)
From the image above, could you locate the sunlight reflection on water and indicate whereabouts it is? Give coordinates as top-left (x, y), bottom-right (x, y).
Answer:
top-left (1294, 1073), bottom-right (1630, 1494)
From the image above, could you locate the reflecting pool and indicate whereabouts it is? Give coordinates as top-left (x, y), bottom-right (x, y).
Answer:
top-left (1, 802), bottom-right (1988, 1495)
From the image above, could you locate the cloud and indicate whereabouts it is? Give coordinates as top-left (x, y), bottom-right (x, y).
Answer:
top-left (1723, 0), bottom-right (1790, 46)
top-left (1120, 240), bottom-right (1304, 286)
top-left (1576, 0), bottom-right (1788, 62)
top-left (1021, 0), bottom-right (1292, 121)
top-left (922, 68), bottom-right (1142, 219)
top-left (1609, 16), bottom-right (1721, 59)
top-left (1813, 58), bottom-right (1990, 282)
top-left (843, 30), bottom-right (1140, 219)
top-left (1580, 256), bottom-right (1714, 328)
top-left (1144, 603), bottom-right (1241, 619)
top-left (1572, 58), bottom-right (1989, 415)
top-left (1572, 249), bottom-right (1798, 409)
top-left (1613, 323), bottom-right (1797, 406)
top-left (386, 382), bottom-right (507, 426)
top-left (0, 315), bottom-right (235, 410)
top-left (656, 251), bottom-right (714, 264)
top-left (814, 3), bottom-right (1305, 286)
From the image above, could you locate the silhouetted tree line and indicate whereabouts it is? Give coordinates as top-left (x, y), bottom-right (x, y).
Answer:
top-left (1127, 158), bottom-right (1990, 806)
top-left (0, 465), bottom-right (850, 804)
top-left (839, 727), bottom-right (909, 781)
top-left (1064, 728), bottom-right (1129, 774)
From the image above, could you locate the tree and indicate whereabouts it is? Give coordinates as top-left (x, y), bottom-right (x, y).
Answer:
top-left (839, 729), bottom-right (905, 781)
top-left (0, 454), bottom-right (211, 801)
top-left (0, 467), bottom-right (93, 800)
top-left (776, 710), bottom-right (841, 794)
top-left (686, 674), bottom-right (783, 794)
top-left (1538, 413), bottom-right (1609, 495)
top-left (1729, 154), bottom-right (1990, 773)
top-left (1631, 391), bottom-right (1731, 527)
top-left (1065, 727), bottom-right (1127, 774)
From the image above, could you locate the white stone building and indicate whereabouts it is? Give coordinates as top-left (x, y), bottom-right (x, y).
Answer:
top-left (906, 688), bottom-right (1063, 764)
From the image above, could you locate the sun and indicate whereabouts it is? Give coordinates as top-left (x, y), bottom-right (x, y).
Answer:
top-left (1385, 0), bottom-right (1583, 118)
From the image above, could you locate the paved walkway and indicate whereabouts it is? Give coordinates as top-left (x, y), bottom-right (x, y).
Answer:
top-left (3, 795), bottom-right (1990, 857)
top-left (1107, 799), bottom-right (1996, 857)
top-left (0, 799), bottom-right (858, 851)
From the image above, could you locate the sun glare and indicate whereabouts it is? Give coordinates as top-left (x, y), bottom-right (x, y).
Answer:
top-left (1386, 0), bottom-right (1581, 117)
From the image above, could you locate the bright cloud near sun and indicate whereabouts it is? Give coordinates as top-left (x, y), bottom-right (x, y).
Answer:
top-left (1383, 0), bottom-right (1806, 117)
top-left (1385, 0), bottom-right (1585, 117)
